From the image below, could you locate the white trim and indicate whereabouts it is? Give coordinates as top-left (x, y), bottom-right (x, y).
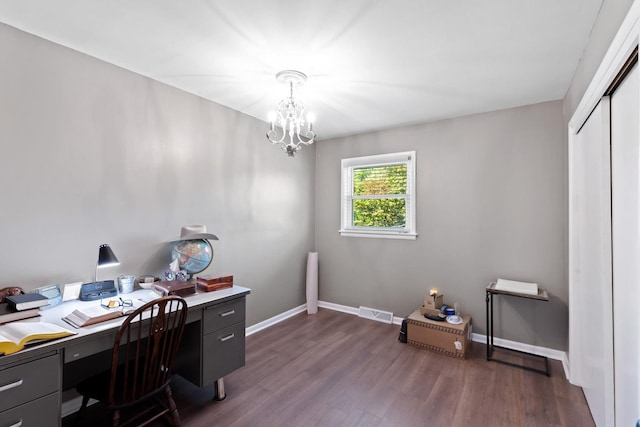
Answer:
top-left (569, 1), bottom-right (640, 133)
top-left (568, 122), bottom-right (580, 385)
top-left (61, 391), bottom-right (96, 418)
top-left (317, 300), bottom-right (359, 316)
top-left (567, 0), bottom-right (640, 390)
top-left (469, 333), bottom-right (565, 361)
top-left (470, 333), bottom-right (569, 379)
top-left (338, 230), bottom-right (417, 240)
top-left (562, 352), bottom-right (570, 382)
top-left (245, 304), bottom-right (307, 336)
top-left (243, 301), bottom-right (569, 378)
top-left (315, 301), bottom-right (567, 367)
top-left (340, 150), bottom-right (417, 239)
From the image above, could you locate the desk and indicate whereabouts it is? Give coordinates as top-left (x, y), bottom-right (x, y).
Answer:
top-left (485, 282), bottom-right (549, 376)
top-left (0, 285), bottom-right (250, 426)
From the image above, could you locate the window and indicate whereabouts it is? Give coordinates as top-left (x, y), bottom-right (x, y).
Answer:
top-left (340, 151), bottom-right (416, 239)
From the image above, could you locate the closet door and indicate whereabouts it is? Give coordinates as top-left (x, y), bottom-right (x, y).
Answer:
top-left (610, 62), bottom-right (640, 426)
top-left (570, 98), bottom-right (614, 427)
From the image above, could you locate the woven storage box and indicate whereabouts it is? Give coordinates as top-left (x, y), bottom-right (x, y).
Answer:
top-left (406, 309), bottom-right (472, 359)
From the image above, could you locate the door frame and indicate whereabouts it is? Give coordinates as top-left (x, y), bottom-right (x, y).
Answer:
top-left (568, 0), bottom-right (640, 385)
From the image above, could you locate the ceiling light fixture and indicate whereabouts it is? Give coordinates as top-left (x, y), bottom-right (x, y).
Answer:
top-left (266, 70), bottom-right (316, 157)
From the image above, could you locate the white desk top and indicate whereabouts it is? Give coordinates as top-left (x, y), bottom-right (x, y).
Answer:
top-left (0, 285), bottom-right (251, 364)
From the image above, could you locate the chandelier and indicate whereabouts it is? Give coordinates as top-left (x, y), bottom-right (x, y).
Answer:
top-left (266, 70), bottom-right (316, 157)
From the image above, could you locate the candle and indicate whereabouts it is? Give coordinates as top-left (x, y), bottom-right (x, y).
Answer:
top-left (430, 289), bottom-right (437, 296)
top-left (307, 113), bottom-right (315, 132)
top-left (268, 112), bottom-right (276, 131)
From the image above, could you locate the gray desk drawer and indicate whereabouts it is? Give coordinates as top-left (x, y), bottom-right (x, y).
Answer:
top-left (203, 298), bottom-right (245, 334)
top-left (64, 333), bottom-right (114, 363)
top-left (0, 354), bottom-right (59, 413)
top-left (0, 392), bottom-right (58, 427)
top-left (203, 322), bottom-right (245, 383)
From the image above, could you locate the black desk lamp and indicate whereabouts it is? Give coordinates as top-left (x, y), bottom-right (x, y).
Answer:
top-left (96, 244), bottom-right (119, 281)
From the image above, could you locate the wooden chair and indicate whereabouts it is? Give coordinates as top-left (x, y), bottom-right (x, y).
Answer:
top-left (76, 296), bottom-right (188, 427)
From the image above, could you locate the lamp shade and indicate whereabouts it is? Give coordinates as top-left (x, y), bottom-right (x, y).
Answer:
top-left (95, 244), bottom-right (120, 282)
top-left (97, 244), bottom-right (119, 268)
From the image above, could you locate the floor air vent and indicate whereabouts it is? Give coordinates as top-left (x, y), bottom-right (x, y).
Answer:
top-left (357, 306), bottom-right (393, 324)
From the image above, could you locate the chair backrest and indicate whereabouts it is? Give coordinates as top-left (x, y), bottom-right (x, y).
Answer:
top-left (107, 296), bottom-right (188, 406)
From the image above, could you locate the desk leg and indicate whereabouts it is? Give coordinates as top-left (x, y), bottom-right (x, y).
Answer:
top-left (486, 290), bottom-right (491, 361)
top-left (214, 378), bottom-right (226, 401)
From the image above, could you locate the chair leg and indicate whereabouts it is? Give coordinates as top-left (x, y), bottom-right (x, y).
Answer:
top-left (164, 384), bottom-right (181, 427)
top-left (112, 408), bottom-right (120, 427)
top-left (75, 396), bottom-right (90, 427)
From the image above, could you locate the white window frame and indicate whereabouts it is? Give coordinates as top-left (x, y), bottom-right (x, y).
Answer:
top-left (340, 151), bottom-right (417, 240)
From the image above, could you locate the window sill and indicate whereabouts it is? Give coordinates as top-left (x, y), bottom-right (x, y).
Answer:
top-left (339, 230), bottom-right (417, 240)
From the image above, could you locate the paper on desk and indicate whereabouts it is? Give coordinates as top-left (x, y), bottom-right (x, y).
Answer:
top-left (495, 278), bottom-right (538, 295)
top-left (136, 290), bottom-right (163, 304)
top-left (62, 281), bottom-right (82, 301)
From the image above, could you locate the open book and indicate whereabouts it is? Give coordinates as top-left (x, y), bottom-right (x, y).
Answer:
top-left (62, 305), bottom-right (132, 328)
top-left (0, 321), bottom-right (75, 356)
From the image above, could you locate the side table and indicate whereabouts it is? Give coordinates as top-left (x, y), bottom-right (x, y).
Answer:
top-left (485, 281), bottom-right (550, 376)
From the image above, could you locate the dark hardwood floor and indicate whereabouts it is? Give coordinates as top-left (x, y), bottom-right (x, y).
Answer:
top-left (65, 308), bottom-right (594, 427)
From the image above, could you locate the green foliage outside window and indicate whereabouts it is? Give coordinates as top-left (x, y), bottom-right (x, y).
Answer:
top-left (352, 164), bottom-right (407, 227)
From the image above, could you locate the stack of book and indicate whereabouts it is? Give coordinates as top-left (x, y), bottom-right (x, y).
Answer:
top-left (0, 293), bottom-right (49, 324)
top-left (195, 275), bottom-right (233, 292)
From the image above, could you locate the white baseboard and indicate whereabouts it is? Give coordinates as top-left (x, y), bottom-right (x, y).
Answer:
top-left (246, 304), bottom-right (307, 336)
top-left (562, 352), bottom-right (570, 379)
top-left (62, 301), bottom-right (569, 417)
top-left (470, 333), bottom-right (566, 361)
top-left (243, 301), bottom-right (570, 379)
top-left (61, 389), bottom-right (97, 418)
top-left (470, 333), bottom-right (569, 379)
top-left (318, 300), bottom-right (358, 316)
top-left (315, 301), bottom-right (570, 379)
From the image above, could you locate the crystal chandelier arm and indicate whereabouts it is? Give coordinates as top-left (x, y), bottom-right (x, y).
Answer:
top-left (266, 109), bottom-right (288, 144)
top-left (298, 130), bottom-right (316, 145)
top-left (266, 70), bottom-right (316, 156)
top-left (266, 129), bottom-right (287, 144)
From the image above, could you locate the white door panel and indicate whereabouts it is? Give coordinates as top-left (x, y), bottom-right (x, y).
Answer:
top-left (572, 98), bottom-right (615, 427)
top-left (611, 62), bottom-right (640, 427)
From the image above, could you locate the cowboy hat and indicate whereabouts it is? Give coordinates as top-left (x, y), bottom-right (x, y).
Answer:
top-left (173, 224), bottom-right (219, 241)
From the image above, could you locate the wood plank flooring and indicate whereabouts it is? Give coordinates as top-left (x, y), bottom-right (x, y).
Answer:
top-left (65, 308), bottom-right (595, 427)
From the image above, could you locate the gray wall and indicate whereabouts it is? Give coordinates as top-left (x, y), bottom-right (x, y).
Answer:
top-left (0, 23), bottom-right (316, 327)
top-left (316, 101), bottom-right (567, 350)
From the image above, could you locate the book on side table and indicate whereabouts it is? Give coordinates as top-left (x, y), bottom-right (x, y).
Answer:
top-left (0, 321), bottom-right (75, 355)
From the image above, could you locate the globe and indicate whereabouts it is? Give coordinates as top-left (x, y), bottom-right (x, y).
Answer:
top-left (171, 239), bottom-right (213, 275)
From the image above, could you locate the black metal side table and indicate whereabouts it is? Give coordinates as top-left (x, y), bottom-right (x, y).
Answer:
top-left (485, 281), bottom-right (550, 376)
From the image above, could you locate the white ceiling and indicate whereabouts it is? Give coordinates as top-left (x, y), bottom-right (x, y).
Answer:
top-left (0, 0), bottom-right (603, 140)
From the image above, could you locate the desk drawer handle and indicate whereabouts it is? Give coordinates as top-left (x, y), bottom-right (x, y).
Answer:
top-left (220, 333), bottom-right (235, 342)
top-left (219, 310), bottom-right (235, 317)
top-left (0, 379), bottom-right (23, 393)
top-left (9, 419), bottom-right (23, 427)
